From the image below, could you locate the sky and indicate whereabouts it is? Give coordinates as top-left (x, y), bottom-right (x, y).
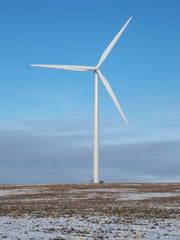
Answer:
top-left (0, 0), bottom-right (180, 184)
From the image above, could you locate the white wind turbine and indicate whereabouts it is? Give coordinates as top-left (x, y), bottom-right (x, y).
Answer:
top-left (31, 17), bottom-right (132, 183)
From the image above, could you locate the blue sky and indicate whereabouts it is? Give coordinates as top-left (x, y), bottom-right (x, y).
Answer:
top-left (0, 0), bottom-right (180, 184)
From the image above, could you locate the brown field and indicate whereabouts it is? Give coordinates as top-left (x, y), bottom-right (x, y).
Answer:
top-left (0, 183), bottom-right (180, 239)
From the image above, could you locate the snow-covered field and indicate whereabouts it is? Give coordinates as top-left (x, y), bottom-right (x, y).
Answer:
top-left (0, 183), bottom-right (180, 239)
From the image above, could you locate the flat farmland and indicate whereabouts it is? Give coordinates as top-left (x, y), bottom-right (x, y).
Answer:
top-left (0, 183), bottom-right (180, 239)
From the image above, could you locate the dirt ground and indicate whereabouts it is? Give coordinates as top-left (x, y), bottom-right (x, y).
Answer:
top-left (0, 183), bottom-right (180, 239)
top-left (0, 183), bottom-right (180, 219)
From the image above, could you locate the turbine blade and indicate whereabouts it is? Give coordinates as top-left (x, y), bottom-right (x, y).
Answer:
top-left (97, 16), bottom-right (132, 68)
top-left (97, 70), bottom-right (128, 126)
top-left (30, 64), bottom-right (95, 71)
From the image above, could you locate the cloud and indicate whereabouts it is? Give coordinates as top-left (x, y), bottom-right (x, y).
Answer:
top-left (0, 120), bottom-right (179, 184)
top-left (100, 140), bottom-right (180, 182)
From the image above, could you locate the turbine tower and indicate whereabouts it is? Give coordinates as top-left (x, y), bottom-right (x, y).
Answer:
top-left (31, 17), bottom-right (132, 183)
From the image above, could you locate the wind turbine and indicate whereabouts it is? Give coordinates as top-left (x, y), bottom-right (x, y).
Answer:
top-left (31, 16), bottom-right (132, 183)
